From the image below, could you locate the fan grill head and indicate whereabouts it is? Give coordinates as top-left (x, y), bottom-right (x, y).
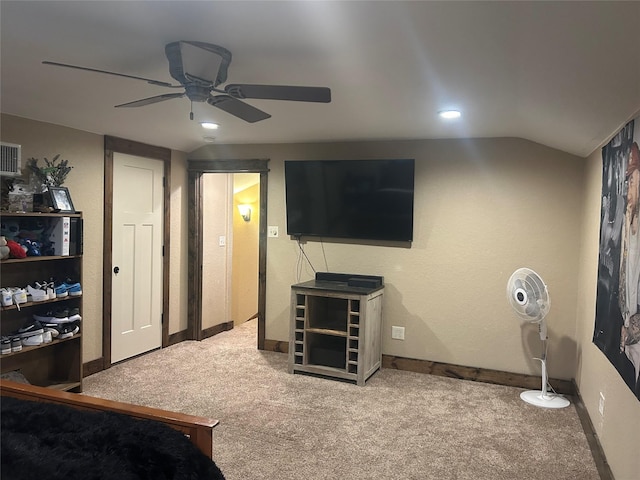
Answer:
top-left (507, 268), bottom-right (550, 322)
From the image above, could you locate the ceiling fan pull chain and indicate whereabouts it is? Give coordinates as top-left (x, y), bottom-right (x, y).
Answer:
top-left (190, 101), bottom-right (194, 121)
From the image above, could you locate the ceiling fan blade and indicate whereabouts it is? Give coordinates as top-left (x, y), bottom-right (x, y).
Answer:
top-left (225, 84), bottom-right (331, 103)
top-left (42, 61), bottom-right (178, 88)
top-left (115, 92), bottom-right (185, 108)
top-left (207, 95), bottom-right (271, 123)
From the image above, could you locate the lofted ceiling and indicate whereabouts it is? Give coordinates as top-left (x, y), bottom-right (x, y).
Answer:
top-left (1, 1), bottom-right (639, 157)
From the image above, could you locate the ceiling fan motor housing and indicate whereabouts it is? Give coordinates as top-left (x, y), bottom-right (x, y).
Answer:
top-left (165, 41), bottom-right (232, 88)
top-left (184, 84), bottom-right (213, 103)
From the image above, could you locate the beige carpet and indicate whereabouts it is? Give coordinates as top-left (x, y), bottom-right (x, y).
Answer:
top-left (84, 320), bottom-right (599, 480)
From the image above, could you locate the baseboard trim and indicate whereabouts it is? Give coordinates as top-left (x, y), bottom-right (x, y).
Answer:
top-left (202, 321), bottom-right (234, 340)
top-left (381, 354), bottom-right (576, 395)
top-left (83, 357), bottom-right (104, 377)
top-left (168, 329), bottom-right (189, 346)
top-left (264, 339), bottom-right (288, 353)
top-left (572, 380), bottom-right (614, 480)
top-left (261, 340), bottom-right (575, 395)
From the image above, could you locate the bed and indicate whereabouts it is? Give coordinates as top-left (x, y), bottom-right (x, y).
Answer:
top-left (0, 379), bottom-right (225, 479)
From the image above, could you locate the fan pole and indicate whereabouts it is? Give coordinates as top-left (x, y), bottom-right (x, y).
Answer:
top-left (520, 344), bottom-right (570, 409)
top-left (540, 355), bottom-right (549, 397)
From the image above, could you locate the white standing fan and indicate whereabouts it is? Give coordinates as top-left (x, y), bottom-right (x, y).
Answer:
top-left (506, 268), bottom-right (570, 409)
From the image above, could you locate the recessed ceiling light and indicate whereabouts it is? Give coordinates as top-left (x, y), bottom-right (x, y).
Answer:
top-left (438, 110), bottom-right (461, 119)
top-left (201, 122), bottom-right (219, 130)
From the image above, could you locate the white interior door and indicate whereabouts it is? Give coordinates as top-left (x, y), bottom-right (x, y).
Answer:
top-left (111, 153), bottom-right (164, 363)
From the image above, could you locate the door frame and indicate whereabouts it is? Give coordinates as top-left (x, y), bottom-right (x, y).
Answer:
top-left (187, 159), bottom-right (269, 349)
top-left (103, 136), bottom-right (171, 368)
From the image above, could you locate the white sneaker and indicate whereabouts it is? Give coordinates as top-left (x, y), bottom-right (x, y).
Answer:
top-left (11, 337), bottom-right (22, 352)
top-left (36, 281), bottom-right (55, 300)
top-left (21, 333), bottom-right (44, 346)
top-left (42, 330), bottom-right (52, 343)
top-left (46, 283), bottom-right (55, 300)
top-left (1, 337), bottom-right (11, 354)
top-left (12, 288), bottom-right (27, 304)
top-left (43, 324), bottom-right (59, 339)
top-left (0, 288), bottom-right (13, 307)
top-left (26, 284), bottom-right (48, 302)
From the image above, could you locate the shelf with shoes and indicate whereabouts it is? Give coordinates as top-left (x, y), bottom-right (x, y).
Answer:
top-left (1, 334), bottom-right (81, 358)
top-left (0, 296), bottom-right (81, 311)
top-left (0, 211), bottom-right (83, 392)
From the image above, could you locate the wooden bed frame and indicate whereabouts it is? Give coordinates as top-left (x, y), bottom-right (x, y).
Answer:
top-left (0, 379), bottom-right (219, 459)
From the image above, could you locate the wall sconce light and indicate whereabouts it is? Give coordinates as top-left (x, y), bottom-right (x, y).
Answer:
top-left (238, 204), bottom-right (252, 222)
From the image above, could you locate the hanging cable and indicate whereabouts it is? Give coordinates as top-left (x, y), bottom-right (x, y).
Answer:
top-left (320, 238), bottom-right (328, 272)
top-left (298, 238), bottom-right (316, 273)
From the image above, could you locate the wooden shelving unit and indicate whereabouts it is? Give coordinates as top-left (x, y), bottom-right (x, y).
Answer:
top-left (0, 212), bottom-right (83, 392)
top-left (288, 273), bottom-right (384, 386)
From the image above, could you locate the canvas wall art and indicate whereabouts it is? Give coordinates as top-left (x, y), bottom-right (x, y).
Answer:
top-left (594, 115), bottom-right (640, 400)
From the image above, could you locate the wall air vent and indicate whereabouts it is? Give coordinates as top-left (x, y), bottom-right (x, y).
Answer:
top-left (0, 142), bottom-right (22, 177)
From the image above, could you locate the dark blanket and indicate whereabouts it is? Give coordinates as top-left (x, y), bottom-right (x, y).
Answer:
top-left (1, 397), bottom-right (225, 480)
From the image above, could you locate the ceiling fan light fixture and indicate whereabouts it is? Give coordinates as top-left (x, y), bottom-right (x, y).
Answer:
top-left (439, 110), bottom-right (461, 119)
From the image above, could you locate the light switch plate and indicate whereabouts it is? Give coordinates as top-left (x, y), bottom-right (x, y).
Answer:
top-left (391, 326), bottom-right (405, 340)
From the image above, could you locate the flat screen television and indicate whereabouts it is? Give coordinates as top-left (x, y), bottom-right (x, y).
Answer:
top-left (284, 159), bottom-right (415, 242)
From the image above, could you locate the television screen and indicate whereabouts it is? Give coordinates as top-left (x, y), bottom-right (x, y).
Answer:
top-left (284, 159), bottom-right (414, 242)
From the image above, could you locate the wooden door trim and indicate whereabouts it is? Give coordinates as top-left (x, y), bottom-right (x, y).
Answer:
top-left (187, 159), bottom-right (269, 349)
top-left (103, 136), bottom-right (171, 368)
top-left (187, 170), bottom-right (203, 340)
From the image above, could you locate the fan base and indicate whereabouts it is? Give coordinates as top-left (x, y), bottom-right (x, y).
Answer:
top-left (520, 390), bottom-right (570, 409)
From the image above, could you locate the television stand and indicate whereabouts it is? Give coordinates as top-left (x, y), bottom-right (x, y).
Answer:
top-left (288, 273), bottom-right (384, 386)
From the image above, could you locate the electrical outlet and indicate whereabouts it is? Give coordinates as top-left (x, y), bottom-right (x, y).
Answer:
top-left (598, 392), bottom-right (605, 416)
top-left (391, 326), bottom-right (405, 340)
top-left (268, 226), bottom-right (279, 238)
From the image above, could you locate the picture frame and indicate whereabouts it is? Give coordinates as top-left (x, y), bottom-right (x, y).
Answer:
top-left (48, 186), bottom-right (75, 213)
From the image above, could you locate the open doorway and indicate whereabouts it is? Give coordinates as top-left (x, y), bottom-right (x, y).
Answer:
top-left (200, 173), bottom-right (260, 336)
top-left (187, 159), bottom-right (268, 349)
top-left (230, 173), bottom-right (261, 327)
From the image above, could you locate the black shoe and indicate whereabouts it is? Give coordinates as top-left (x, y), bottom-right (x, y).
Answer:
top-left (16, 320), bottom-right (44, 337)
top-left (56, 322), bottom-right (79, 339)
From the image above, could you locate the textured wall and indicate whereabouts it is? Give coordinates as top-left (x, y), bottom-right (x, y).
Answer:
top-left (1, 114), bottom-right (104, 362)
top-left (576, 146), bottom-right (640, 480)
top-left (191, 137), bottom-right (585, 380)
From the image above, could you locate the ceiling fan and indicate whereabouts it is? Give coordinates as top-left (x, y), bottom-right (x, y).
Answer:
top-left (43, 41), bottom-right (331, 122)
